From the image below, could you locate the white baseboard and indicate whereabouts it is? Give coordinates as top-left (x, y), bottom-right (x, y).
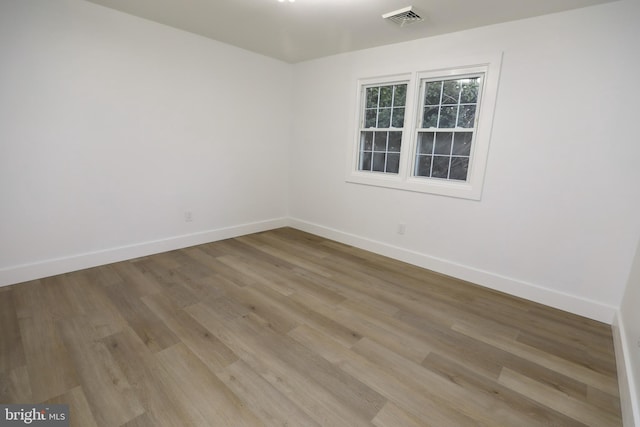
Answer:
top-left (288, 218), bottom-right (617, 324)
top-left (613, 312), bottom-right (640, 427)
top-left (0, 217), bottom-right (288, 288)
top-left (0, 216), bottom-right (618, 324)
top-left (2, 216), bottom-right (630, 420)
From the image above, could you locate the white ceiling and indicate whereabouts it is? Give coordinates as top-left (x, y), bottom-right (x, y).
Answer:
top-left (84, 0), bottom-right (618, 63)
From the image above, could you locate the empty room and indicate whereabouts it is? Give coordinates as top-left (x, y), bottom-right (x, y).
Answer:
top-left (1, 0), bottom-right (639, 426)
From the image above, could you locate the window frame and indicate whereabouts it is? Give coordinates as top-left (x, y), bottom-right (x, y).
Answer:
top-left (357, 81), bottom-right (409, 174)
top-left (346, 53), bottom-right (502, 200)
top-left (411, 71), bottom-right (484, 182)
top-left (349, 73), bottom-right (414, 184)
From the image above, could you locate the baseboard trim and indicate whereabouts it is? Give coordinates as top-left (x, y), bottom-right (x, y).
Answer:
top-left (613, 312), bottom-right (640, 427)
top-left (288, 218), bottom-right (617, 324)
top-left (1, 216), bottom-right (618, 324)
top-left (0, 217), bottom-right (288, 288)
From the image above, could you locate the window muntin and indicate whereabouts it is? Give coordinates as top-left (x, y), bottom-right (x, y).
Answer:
top-left (358, 83), bottom-right (407, 174)
top-left (414, 76), bottom-right (482, 182)
top-left (347, 54), bottom-right (501, 200)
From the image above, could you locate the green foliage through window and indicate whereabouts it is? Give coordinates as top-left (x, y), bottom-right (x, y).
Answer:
top-left (359, 83), bottom-right (408, 174)
top-left (415, 76), bottom-right (481, 181)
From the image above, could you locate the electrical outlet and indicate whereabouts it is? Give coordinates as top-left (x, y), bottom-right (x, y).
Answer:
top-left (184, 211), bottom-right (193, 222)
top-left (397, 223), bottom-right (406, 235)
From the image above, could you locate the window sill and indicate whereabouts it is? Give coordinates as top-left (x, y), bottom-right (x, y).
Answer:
top-left (346, 172), bottom-right (482, 200)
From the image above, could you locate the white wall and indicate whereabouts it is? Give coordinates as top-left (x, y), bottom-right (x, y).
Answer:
top-left (289, 0), bottom-right (640, 322)
top-left (0, 0), bottom-right (638, 419)
top-left (0, 0), bottom-right (291, 285)
top-left (618, 237), bottom-right (640, 426)
top-left (1, 0), bottom-right (638, 323)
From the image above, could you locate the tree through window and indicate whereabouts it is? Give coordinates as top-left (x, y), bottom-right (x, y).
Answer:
top-left (358, 83), bottom-right (407, 174)
top-left (414, 76), bottom-right (481, 181)
top-left (348, 54), bottom-right (502, 200)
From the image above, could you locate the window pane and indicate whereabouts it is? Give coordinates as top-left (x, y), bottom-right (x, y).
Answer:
top-left (415, 155), bottom-right (432, 177)
top-left (425, 81), bottom-right (442, 105)
top-left (434, 132), bottom-right (453, 155)
top-left (359, 151), bottom-right (372, 171)
top-left (366, 87), bottom-right (379, 108)
top-left (372, 153), bottom-right (386, 171)
top-left (387, 153), bottom-right (400, 173)
top-left (374, 132), bottom-right (388, 151)
top-left (460, 78), bottom-right (479, 103)
top-left (365, 109), bottom-right (377, 128)
top-left (438, 106), bottom-right (457, 128)
top-left (394, 84), bottom-right (407, 106)
top-left (457, 105), bottom-right (476, 128)
top-left (423, 106), bottom-right (438, 128)
top-left (417, 132), bottom-right (434, 154)
top-left (379, 86), bottom-right (393, 107)
top-left (415, 75), bottom-right (484, 182)
top-left (432, 156), bottom-right (450, 178)
top-left (378, 108), bottom-right (391, 128)
top-left (358, 81), bottom-right (408, 175)
top-left (391, 107), bottom-right (405, 128)
top-left (360, 131), bottom-right (374, 151)
top-left (388, 132), bottom-right (402, 152)
top-left (449, 157), bottom-right (469, 180)
top-left (442, 80), bottom-right (460, 105)
top-left (452, 132), bottom-right (472, 156)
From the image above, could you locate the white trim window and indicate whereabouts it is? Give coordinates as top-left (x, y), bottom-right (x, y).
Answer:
top-left (357, 81), bottom-right (408, 174)
top-left (414, 73), bottom-right (481, 181)
top-left (347, 54), bottom-right (502, 200)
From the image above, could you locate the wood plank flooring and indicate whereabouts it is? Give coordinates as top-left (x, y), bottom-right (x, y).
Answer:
top-left (0, 228), bottom-right (622, 426)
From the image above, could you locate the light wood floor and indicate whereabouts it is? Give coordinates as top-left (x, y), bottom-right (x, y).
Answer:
top-left (0, 228), bottom-right (621, 426)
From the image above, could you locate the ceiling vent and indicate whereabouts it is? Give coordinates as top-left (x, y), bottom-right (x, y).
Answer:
top-left (382, 6), bottom-right (424, 27)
